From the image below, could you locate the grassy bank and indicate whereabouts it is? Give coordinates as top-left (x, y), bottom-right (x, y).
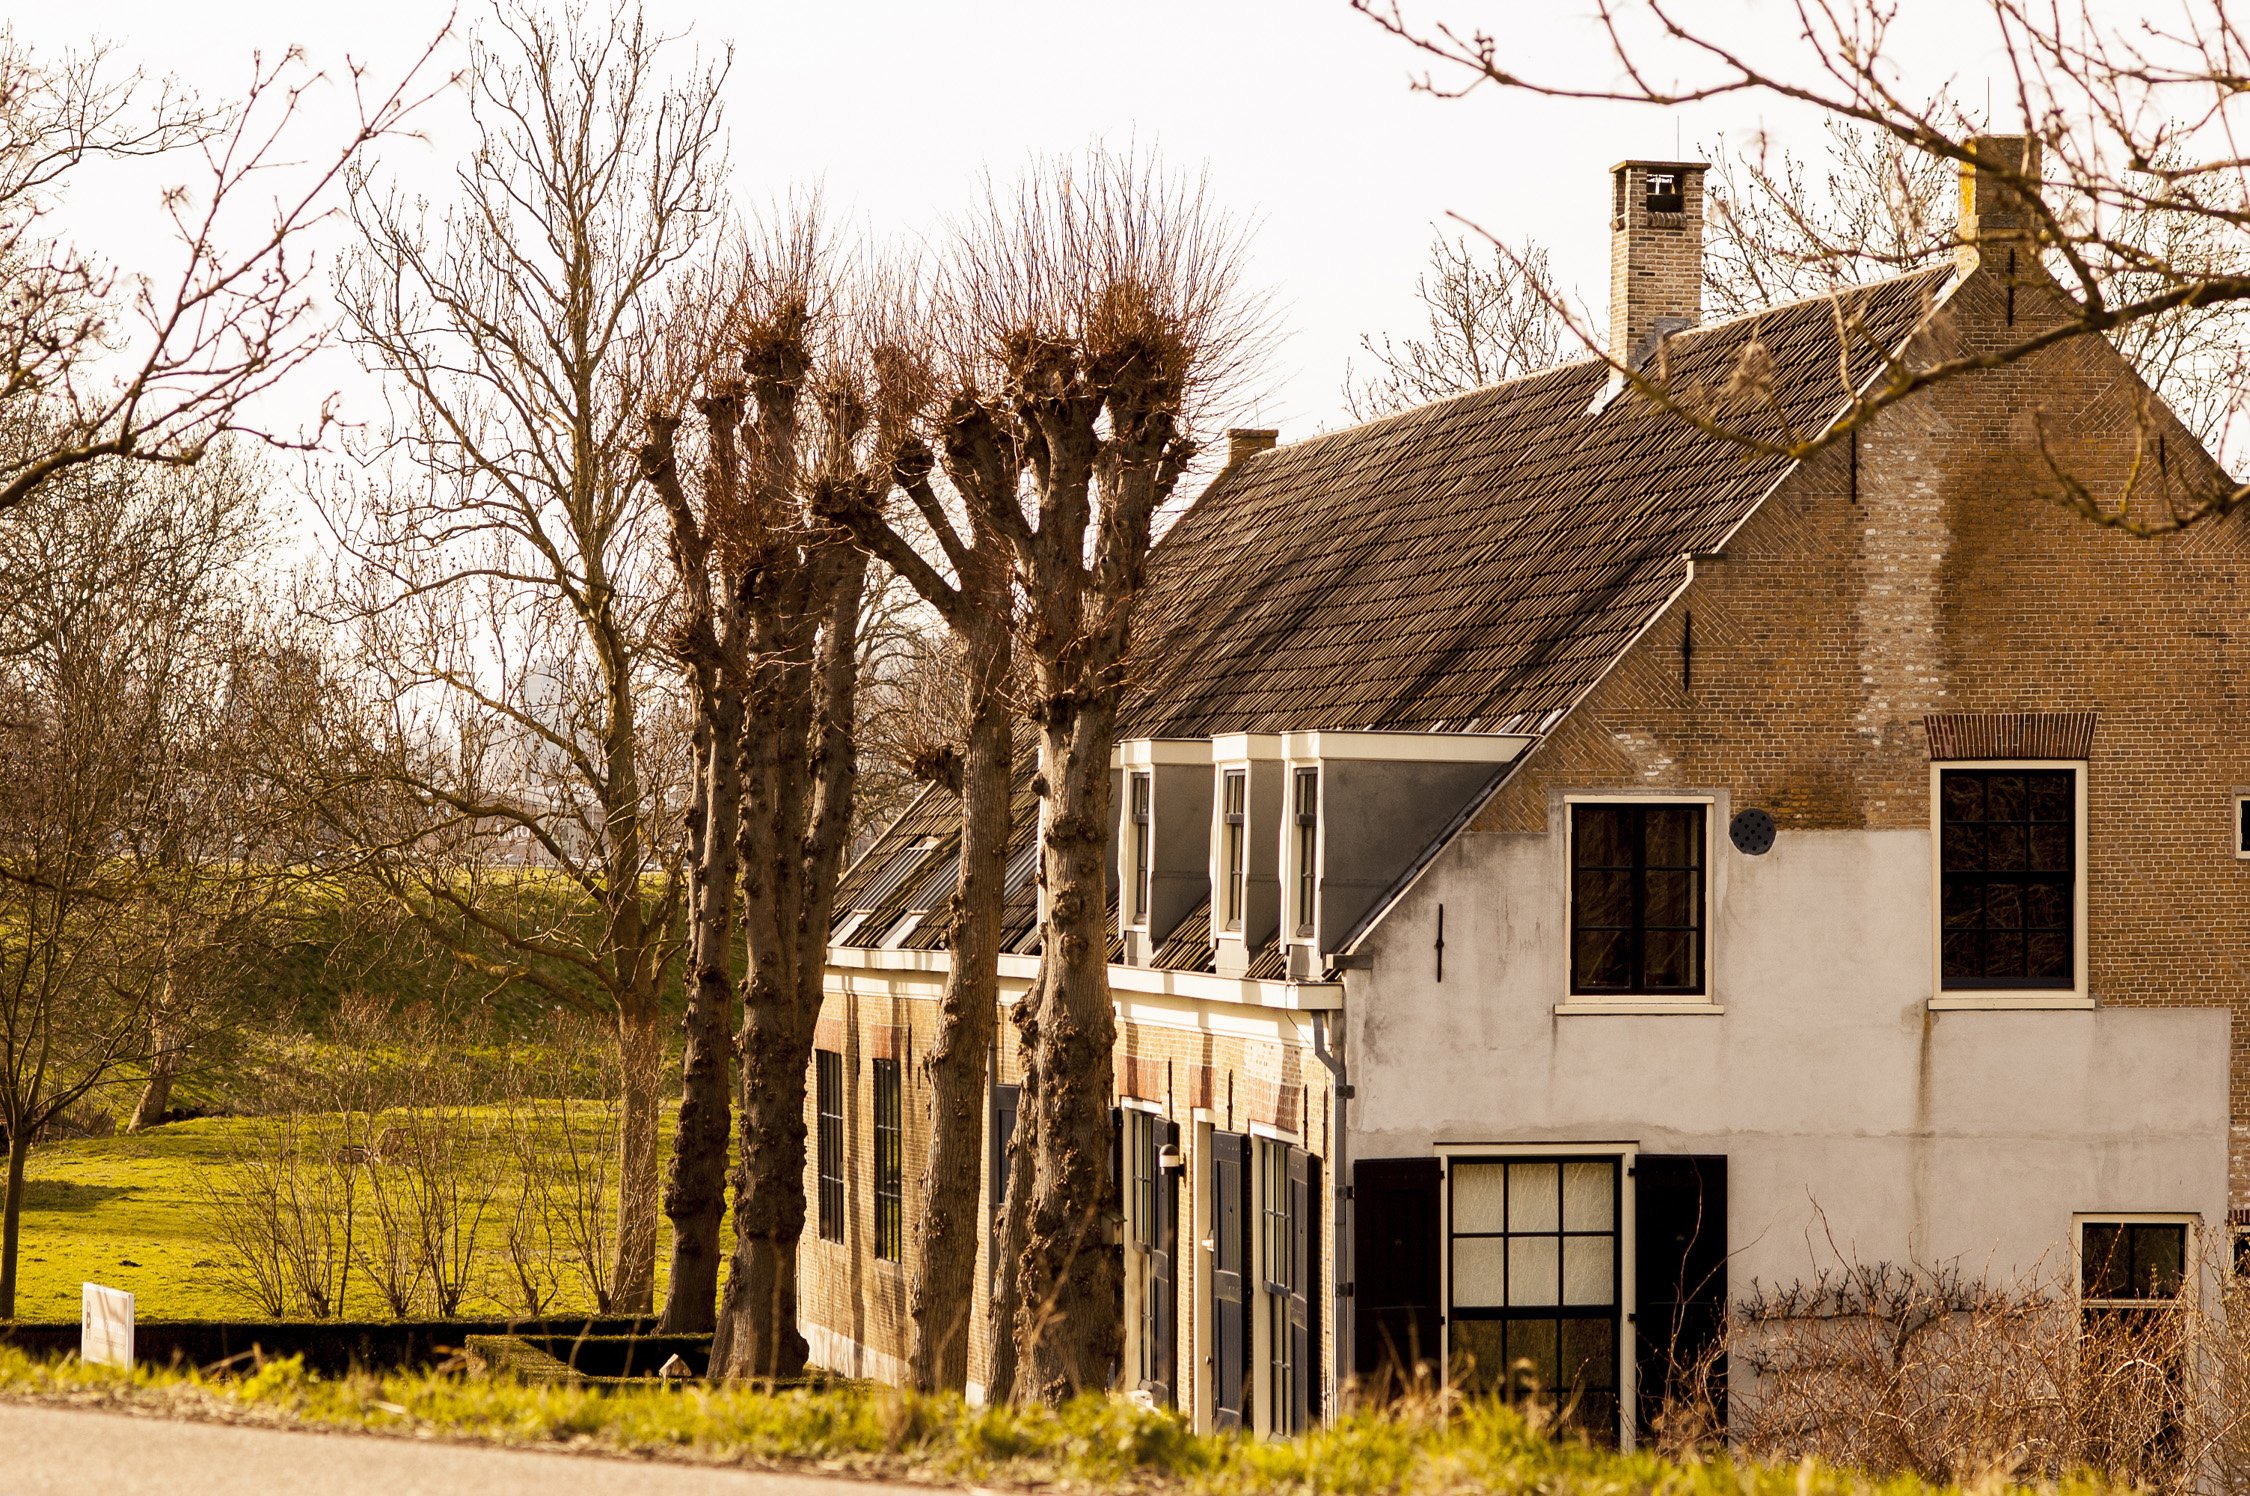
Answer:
top-left (11, 1111), bottom-right (677, 1322)
top-left (0, 1346), bottom-right (2096, 1496)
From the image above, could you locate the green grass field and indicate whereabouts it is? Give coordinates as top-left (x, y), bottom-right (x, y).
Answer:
top-left (10, 1111), bottom-right (685, 1322)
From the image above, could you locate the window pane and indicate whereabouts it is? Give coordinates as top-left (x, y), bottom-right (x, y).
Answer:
top-left (2026, 881), bottom-right (2070, 929)
top-left (1941, 929), bottom-right (1981, 982)
top-left (1563, 1236), bottom-right (1614, 1306)
top-left (1987, 773), bottom-right (2027, 823)
top-left (1451, 1320), bottom-right (1506, 1391)
top-left (1943, 821), bottom-right (1986, 871)
top-left (1452, 1237), bottom-right (1507, 1308)
top-left (1574, 869), bottom-right (1633, 928)
top-left (2029, 771), bottom-right (2073, 822)
top-left (1508, 1162), bottom-right (1559, 1231)
top-left (1504, 1317), bottom-right (1560, 1391)
top-left (1985, 930), bottom-right (2025, 978)
top-left (1643, 806), bottom-right (1702, 867)
top-left (1942, 879), bottom-right (1983, 929)
top-left (1453, 1163), bottom-right (1506, 1234)
top-left (1508, 1236), bottom-right (1560, 1306)
top-left (2027, 931), bottom-right (2070, 981)
top-left (1561, 1316), bottom-right (1617, 1392)
top-left (2083, 1223), bottom-right (2127, 1299)
top-left (2130, 1224), bottom-right (2187, 1299)
top-left (2029, 823), bottom-right (2070, 873)
top-left (1574, 805), bottom-right (1632, 867)
top-left (1573, 928), bottom-right (1632, 990)
top-left (1644, 869), bottom-right (1699, 928)
top-left (1562, 1162), bottom-right (1613, 1230)
top-left (1943, 772), bottom-right (1987, 823)
top-left (1642, 930), bottom-right (1697, 990)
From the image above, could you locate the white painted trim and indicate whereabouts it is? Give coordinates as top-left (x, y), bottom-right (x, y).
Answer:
top-left (2072, 1212), bottom-right (2202, 1310)
top-left (821, 945), bottom-right (1345, 1012)
top-left (1117, 737), bottom-right (1215, 768)
top-left (1561, 792), bottom-right (1718, 1005)
top-left (1120, 1095), bottom-right (1168, 1116)
top-left (1553, 1001), bottom-right (1724, 1016)
top-left (1248, 1119), bottom-right (1301, 1143)
top-left (1211, 732), bottom-right (1286, 763)
top-left (1928, 759), bottom-right (2090, 1007)
top-left (1276, 730), bottom-right (1533, 764)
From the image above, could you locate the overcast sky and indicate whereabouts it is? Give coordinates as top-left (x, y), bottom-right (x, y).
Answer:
top-left (14, 1), bottom-right (2020, 446)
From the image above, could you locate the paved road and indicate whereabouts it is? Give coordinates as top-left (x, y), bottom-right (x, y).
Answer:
top-left (0, 1402), bottom-right (926, 1496)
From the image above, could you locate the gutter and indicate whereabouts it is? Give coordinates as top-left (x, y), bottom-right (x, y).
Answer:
top-left (1311, 1008), bottom-right (1350, 1414)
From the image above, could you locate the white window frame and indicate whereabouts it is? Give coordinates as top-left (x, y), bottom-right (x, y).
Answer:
top-left (1217, 768), bottom-right (1249, 935)
top-left (1125, 770), bottom-right (1154, 931)
top-left (2073, 1212), bottom-right (2200, 1312)
top-left (1556, 793), bottom-right (1722, 1016)
top-left (1928, 760), bottom-right (2091, 1010)
top-left (1248, 1134), bottom-right (1296, 1437)
top-left (1285, 763), bottom-right (1321, 946)
top-left (1432, 1141), bottom-right (1639, 1450)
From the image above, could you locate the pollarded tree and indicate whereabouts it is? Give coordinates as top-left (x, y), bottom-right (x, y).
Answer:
top-left (640, 230), bottom-right (914, 1373)
top-left (329, 0), bottom-right (724, 1313)
top-left (939, 148), bottom-right (1265, 1402)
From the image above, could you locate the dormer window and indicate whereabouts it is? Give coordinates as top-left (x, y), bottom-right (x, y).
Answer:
top-left (1291, 767), bottom-right (1318, 939)
top-left (1221, 769), bottom-right (1248, 932)
top-left (1128, 772), bottom-right (1153, 927)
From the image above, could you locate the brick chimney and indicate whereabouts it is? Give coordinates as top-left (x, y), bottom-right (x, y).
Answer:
top-left (1956, 134), bottom-right (2043, 268)
top-left (1225, 428), bottom-right (1278, 466)
top-left (1609, 159), bottom-right (1708, 366)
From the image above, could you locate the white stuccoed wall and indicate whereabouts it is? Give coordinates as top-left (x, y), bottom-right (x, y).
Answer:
top-left (1346, 805), bottom-right (2231, 1291)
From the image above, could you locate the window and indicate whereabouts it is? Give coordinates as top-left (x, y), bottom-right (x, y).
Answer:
top-left (873, 1058), bottom-right (902, 1262)
top-left (1940, 768), bottom-right (2075, 990)
top-left (815, 1049), bottom-right (844, 1244)
top-left (1128, 773), bottom-right (1153, 926)
top-left (1450, 1157), bottom-right (1621, 1438)
top-left (1292, 768), bottom-right (1319, 939)
top-left (1570, 803), bottom-right (1706, 995)
top-left (2080, 1218), bottom-right (2192, 1447)
top-left (1128, 1112), bottom-right (1174, 1398)
top-left (1258, 1139), bottom-right (1295, 1433)
top-left (1221, 770), bottom-right (1247, 932)
top-left (2235, 793), bottom-right (2250, 860)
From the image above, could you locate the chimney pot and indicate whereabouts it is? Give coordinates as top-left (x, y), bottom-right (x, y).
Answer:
top-left (1956, 134), bottom-right (2043, 266)
top-left (1226, 428), bottom-right (1278, 466)
top-left (1609, 159), bottom-right (1708, 368)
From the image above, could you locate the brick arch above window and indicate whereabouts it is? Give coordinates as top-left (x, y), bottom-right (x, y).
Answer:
top-left (1923, 711), bottom-right (2097, 761)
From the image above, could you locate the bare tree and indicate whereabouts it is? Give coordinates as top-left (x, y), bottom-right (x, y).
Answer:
top-left (0, 448), bottom-right (274, 1317)
top-left (1345, 232), bottom-right (1570, 417)
top-left (639, 228), bottom-right (907, 1375)
top-left (326, 1), bottom-right (726, 1314)
top-left (0, 26), bottom-right (442, 513)
top-left (819, 331), bottom-right (1020, 1391)
top-left (1352, 0), bottom-right (2250, 525)
top-left (932, 149), bottom-right (1262, 1402)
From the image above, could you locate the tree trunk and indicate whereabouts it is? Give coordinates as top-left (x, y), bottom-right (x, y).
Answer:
top-left (907, 671), bottom-right (1013, 1390)
top-left (660, 692), bottom-right (743, 1334)
top-left (1011, 700), bottom-right (1123, 1401)
top-left (712, 547), bottom-right (866, 1381)
top-left (612, 996), bottom-right (664, 1316)
top-left (713, 982), bottom-right (814, 1378)
top-left (984, 967), bottom-right (1043, 1405)
top-left (128, 966), bottom-right (182, 1133)
top-left (1, 1123), bottom-right (27, 1320)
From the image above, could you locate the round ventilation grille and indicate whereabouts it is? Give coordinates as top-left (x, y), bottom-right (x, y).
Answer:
top-left (1730, 808), bottom-right (1776, 855)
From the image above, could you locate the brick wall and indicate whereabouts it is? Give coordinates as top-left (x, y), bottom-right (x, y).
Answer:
top-left (1476, 257), bottom-right (2250, 1192)
top-left (798, 977), bottom-right (1338, 1418)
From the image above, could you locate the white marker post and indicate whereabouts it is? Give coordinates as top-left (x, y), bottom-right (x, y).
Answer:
top-left (80, 1283), bottom-right (134, 1370)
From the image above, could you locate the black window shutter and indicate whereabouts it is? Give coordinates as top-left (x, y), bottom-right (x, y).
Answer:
top-left (1350, 1156), bottom-right (1442, 1391)
top-left (1289, 1147), bottom-right (1321, 1429)
top-left (1150, 1118), bottom-right (1179, 1405)
top-left (1211, 1130), bottom-right (1248, 1430)
top-left (1633, 1154), bottom-right (1728, 1439)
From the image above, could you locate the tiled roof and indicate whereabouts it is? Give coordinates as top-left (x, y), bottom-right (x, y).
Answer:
top-left (1122, 269), bottom-right (1950, 738)
top-left (834, 270), bottom-right (1952, 964)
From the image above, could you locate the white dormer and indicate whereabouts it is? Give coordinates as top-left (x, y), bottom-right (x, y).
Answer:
top-left (1209, 733), bottom-right (1285, 976)
top-left (1114, 738), bottom-right (1213, 965)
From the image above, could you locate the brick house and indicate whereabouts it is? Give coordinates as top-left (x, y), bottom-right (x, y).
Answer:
top-left (802, 138), bottom-right (2238, 1445)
